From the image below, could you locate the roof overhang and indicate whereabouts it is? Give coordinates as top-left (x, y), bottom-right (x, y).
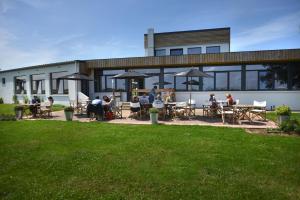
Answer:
top-left (86, 49), bottom-right (300, 69)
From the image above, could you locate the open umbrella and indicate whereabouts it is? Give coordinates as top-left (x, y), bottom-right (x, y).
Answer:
top-left (111, 71), bottom-right (149, 99)
top-left (175, 68), bottom-right (213, 106)
top-left (58, 73), bottom-right (93, 107)
top-left (153, 81), bottom-right (172, 86)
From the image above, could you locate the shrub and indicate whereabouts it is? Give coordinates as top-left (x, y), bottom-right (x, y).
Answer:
top-left (64, 106), bottom-right (74, 112)
top-left (295, 125), bottom-right (300, 134)
top-left (0, 97), bottom-right (3, 104)
top-left (0, 114), bottom-right (16, 121)
top-left (23, 96), bottom-right (29, 104)
top-left (12, 95), bottom-right (19, 104)
top-left (275, 105), bottom-right (291, 116)
top-left (280, 119), bottom-right (299, 133)
top-left (149, 108), bottom-right (159, 113)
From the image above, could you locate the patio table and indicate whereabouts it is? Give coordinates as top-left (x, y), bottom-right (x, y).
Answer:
top-left (233, 104), bottom-right (256, 124)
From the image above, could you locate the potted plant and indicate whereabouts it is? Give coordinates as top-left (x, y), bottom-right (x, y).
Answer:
top-left (64, 106), bottom-right (74, 121)
top-left (276, 105), bottom-right (291, 125)
top-left (14, 105), bottom-right (24, 120)
top-left (149, 108), bottom-right (159, 124)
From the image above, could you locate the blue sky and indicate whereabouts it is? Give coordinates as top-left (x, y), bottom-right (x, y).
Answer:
top-left (0, 0), bottom-right (299, 70)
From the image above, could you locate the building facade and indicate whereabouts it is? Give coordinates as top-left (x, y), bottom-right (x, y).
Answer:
top-left (1, 28), bottom-right (300, 109)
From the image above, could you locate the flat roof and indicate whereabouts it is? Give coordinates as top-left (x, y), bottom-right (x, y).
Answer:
top-left (1, 48), bottom-right (300, 73)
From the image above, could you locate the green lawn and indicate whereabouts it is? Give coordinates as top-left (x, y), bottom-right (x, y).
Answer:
top-left (0, 104), bottom-right (65, 115)
top-left (0, 121), bottom-right (299, 199)
top-left (267, 111), bottom-right (300, 123)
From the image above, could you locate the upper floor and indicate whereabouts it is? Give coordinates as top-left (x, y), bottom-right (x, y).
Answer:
top-left (144, 27), bottom-right (230, 56)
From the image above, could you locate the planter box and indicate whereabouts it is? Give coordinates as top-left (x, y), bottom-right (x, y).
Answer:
top-left (150, 113), bottom-right (158, 124)
top-left (64, 111), bottom-right (74, 121)
top-left (277, 115), bottom-right (290, 125)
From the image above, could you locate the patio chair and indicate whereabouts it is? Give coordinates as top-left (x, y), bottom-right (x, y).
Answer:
top-left (250, 100), bottom-right (267, 121)
top-left (130, 102), bottom-right (141, 119)
top-left (112, 101), bottom-right (122, 119)
top-left (187, 99), bottom-right (196, 116)
top-left (39, 102), bottom-right (52, 118)
top-left (220, 103), bottom-right (236, 124)
top-left (174, 102), bottom-right (188, 118)
top-left (153, 101), bottom-right (166, 120)
top-left (235, 99), bottom-right (240, 105)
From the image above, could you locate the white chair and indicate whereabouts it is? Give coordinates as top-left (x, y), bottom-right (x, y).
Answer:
top-left (174, 102), bottom-right (188, 118)
top-left (220, 103), bottom-right (236, 124)
top-left (235, 99), bottom-right (240, 105)
top-left (250, 100), bottom-right (267, 121)
top-left (130, 102), bottom-right (141, 119)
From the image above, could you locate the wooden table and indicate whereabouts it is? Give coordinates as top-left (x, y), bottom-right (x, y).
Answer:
top-left (233, 104), bottom-right (256, 124)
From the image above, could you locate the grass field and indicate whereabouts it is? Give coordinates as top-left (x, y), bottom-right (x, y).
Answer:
top-left (0, 104), bottom-right (65, 115)
top-left (0, 121), bottom-right (299, 199)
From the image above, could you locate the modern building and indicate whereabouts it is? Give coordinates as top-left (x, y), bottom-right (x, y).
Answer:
top-left (0, 27), bottom-right (300, 109)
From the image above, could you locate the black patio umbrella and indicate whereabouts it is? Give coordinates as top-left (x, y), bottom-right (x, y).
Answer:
top-left (112, 71), bottom-right (148, 79)
top-left (175, 68), bottom-right (213, 104)
top-left (58, 73), bottom-right (93, 107)
top-left (182, 79), bottom-right (200, 85)
top-left (152, 81), bottom-right (172, 86)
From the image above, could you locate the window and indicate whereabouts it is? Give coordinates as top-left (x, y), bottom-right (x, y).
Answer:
top-left (273, 65), bottom-right (288, 89)
top-left (155, 49), bottom-right (166, 56)
top-left (15, 76), bottom-right (27, 94)
top-left (203, 72), bottom-right (214, 91)
top-left (259, 71), bottom-right (273, 90)
top-left (188, 47), bottom-right (201, 54)
top-left (215, 72), bottom-right (228, 90)
top-left (246, 71), bottom-right (258, 90)
top-left (229, 72), bottom-right (241, 90)
top-left (291, 65), bottom-right (300, 90)
top-left (206, 46), bottom-right (220, 53)
top-left (51, 72), bottom-right (69, 94)
top-left (134, 69), bottom-right (160, 89)
top-left (170, 48), bottom-right (183, 56)
top-left (100, 70), bottom-right (126, 91)
top-left (1, 78), bottom-right (5, 86)
top-left (31, 74), bottom-right (45, 94)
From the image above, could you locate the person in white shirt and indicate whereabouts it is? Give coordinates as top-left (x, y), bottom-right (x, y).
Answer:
top-left (92, 96), bottom-right (102, 105)
top-left (139, 93), bottom-right (149, 105)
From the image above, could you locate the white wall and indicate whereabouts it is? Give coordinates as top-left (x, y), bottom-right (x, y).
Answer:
top-left (175, 91), bottom-right (300, 110)
top-left (0, 63), bottom-right (77, 106)
top-left (152, 43), bottom-right (229, 56)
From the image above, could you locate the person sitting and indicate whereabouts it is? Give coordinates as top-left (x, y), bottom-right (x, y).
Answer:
top-left (87, 96), bottom-right (103, 120)
top-left (47, 96), bottom-right (54, 106)
top-left (152, 95), bottom-right (165, 119)
top-left (102, 95), bottom-right (111, 113)
top-left (166, 92), bottom-right (176, 103)
top-left (226, 93), bottom-right (234, 106)
top-left (209, 93), bottom-right (217, 107)
top-left (29, 96), bottom-right (41, 117)
top-left (130, 96), bottom-right (141, 118)
top-left (139, 93), bottom-right (149, 105)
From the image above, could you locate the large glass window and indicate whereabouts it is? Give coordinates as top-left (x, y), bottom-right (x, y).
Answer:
top-left (215, 72), bottom-right (228, 90)
top-left (51, 71), bottom-right (69, 94)
top-left (246, 71), bottom-right (258, 90)
top-left (206, 46), bottom-right (220, 53)
top-left (134, 69), bottom-right (160, 89)
top-left (259, 71), bottom-right (273, 90)
top-left (291, 66), bottom-right (300, 90)
top-left (229, 72), bottom-right (241, 90)
top-left (31, 74), bottom-right (45, 94)
top-left (155, 49), bottom-right (166, 56)
top-left (170, 48), bottom-right (183, 56)
top-left (15, 76), bottom-right (27, 94)
top-left (102, 70), bottom-right (126, 91)
top-left (203, 72), bottom-right (214, 91)
top-left (188, 47), bottom-right (201, 54)
top-left (273, 65), bottom-right (288, 89)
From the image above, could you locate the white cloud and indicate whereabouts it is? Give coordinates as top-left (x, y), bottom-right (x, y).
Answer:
top-left (231, 11), bottom-right (300, 50)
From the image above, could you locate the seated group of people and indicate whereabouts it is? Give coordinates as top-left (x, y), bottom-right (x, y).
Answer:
top-left (29, 96), bottom-right (54, 117)
top-left (87, 95), bottom-right (115, 120)
top-left (209, 93), bottom-right (235, 109)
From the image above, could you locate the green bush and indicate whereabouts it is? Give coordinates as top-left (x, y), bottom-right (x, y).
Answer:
top-left (275, 105), bottom-right (291, 116)
top-left (64, 106), bottom-right (74, 112)
top-left (149, 108), bottom-right (159, 113)
top-left (23, 96), bottom-right (29, 104)
top-left (295, 125), bottom-right (300, 134)
top-left (0, 97), bottom-right (3, 104)
top-left (0, 114), bottom-right (16, 121)
top-left (12, 95), bottom-right (19, 104)
top-left (280, 119), bottom-right (299, 133)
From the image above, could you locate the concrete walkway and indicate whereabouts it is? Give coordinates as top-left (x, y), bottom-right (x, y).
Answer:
top-left (39, 110), bottom-right (277, 129)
